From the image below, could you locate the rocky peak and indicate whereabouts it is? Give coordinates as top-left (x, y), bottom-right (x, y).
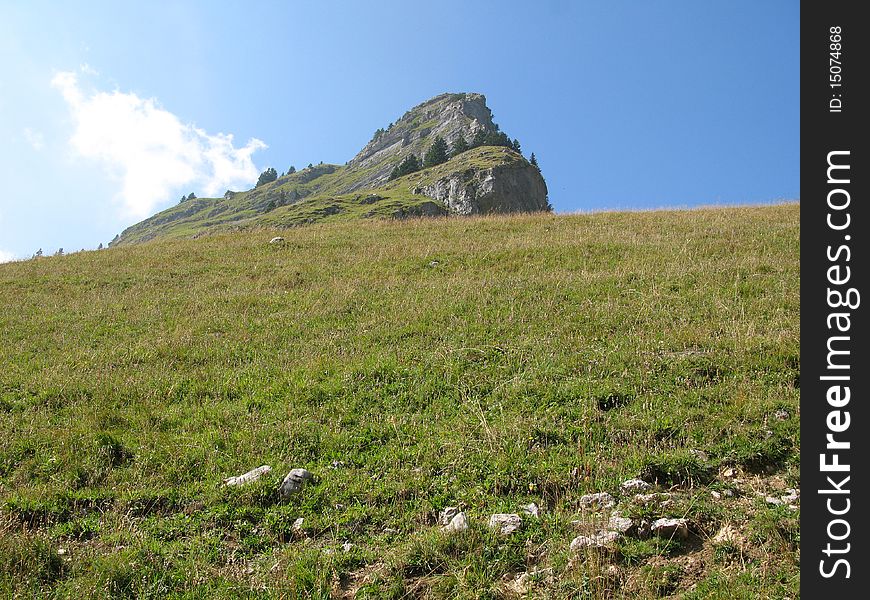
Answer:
top-left (345, 93), bottom-right (498, 191)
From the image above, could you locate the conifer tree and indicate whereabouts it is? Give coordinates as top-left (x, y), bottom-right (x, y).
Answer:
top-left (451, 135), bottom-right (469, 157)
top-left (423, 136), bottom-right (449, 168)
top-left (471, 129), bottom-right (487, 148)
top-left (256, 168), bottom-right (277, 187)
top-left (388, 154), bottom-right (422, 180)
top-left (529, 153), bottom-right (540, 171)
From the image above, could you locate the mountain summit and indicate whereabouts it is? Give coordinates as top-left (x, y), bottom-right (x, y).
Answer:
top-left (112, 93), bottom-right (549, 245)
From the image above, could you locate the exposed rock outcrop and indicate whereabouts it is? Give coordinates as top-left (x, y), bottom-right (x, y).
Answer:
top-left (420, 159), bottom-right (548, 215)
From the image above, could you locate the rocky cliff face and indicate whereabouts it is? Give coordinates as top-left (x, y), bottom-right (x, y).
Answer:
top-left (344, 93), bottom-right (497, 192)
top-left (420, 156), bottom-right (549, 216)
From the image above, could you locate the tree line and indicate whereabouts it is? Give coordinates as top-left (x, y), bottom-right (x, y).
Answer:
top-left (388, 130), bottom-right (539, 181)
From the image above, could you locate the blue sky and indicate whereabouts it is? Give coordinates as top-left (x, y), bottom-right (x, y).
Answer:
top-left (0, 1), bottom-right (799, 261)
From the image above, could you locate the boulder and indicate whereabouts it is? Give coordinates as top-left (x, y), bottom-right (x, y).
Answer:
top-left (488, 513), bottom-right (522, 535)
top-left (442, 512), bottom-right (469, 533)
top-left (570, 531), bottom-right (620, 552)
top-left (650, 518), bottom-right (690, 539)
top-left (279, 468), bottom-right (313, 497)
top-left (579, 492), bottom-right (616, 511)
top-left (620, 478), bottom-right (651, 493)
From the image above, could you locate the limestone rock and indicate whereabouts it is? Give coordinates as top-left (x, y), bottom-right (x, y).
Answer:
top-left (633, 492), bottom-right (672, 506)
top-left (608, 514), bottom-right (634, 534)
top-left (620, 478), bottom-right (651, 493)
top-left (579, 492), bottom-right (616, 511)
top-left (442, 512), bottom-right (469, 533)
top-left (522, 503), bottom-right (540, 517)
top-left (650, 518), bottom-right (690, 539)
top-left (223, 465), bottom-right (272, 487)
top-left (278, 468), bottom-right (313, 497)
top-left (269, 237), bottom-right (285, 245)
top-left (488, 513), bottom-right (522, 535)
top-left (570, 531), bottom-right (620, 551)
top-left (419, 159), bottom-right (548, 216)
top-left (439, 507), bottom-right (461, 526)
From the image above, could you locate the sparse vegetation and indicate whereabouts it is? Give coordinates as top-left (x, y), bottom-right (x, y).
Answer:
top-left (256, 168), bottom-right (278, 188)
top-left (388, 154), bottom-right (422, 181)
top-left (0, 204), bottom-right (799, 598)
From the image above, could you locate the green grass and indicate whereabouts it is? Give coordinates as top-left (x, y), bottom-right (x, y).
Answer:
top-left (0, 204), bottom-right (799, 598)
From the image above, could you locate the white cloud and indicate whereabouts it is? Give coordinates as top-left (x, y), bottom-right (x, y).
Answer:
top-left (23, 127), bottom-right (45, 150)
top-left (51, 71), bottom-right (267, 218)
top-left (0, 250), bottom-right (15, 264)
top-left (79, 63), bottom-right (99, 76)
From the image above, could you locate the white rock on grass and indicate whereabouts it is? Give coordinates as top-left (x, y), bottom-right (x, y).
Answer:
top-left (633, 492), bottom-right (672, 505)
top-left (651, 518), bottom-right (690, 539)
top-left (269, 237), bottom-right (285, 244)
top-left (578, 492), bottom-right (615, 511)
top-left (608, 514), bottom-right (634, 534)
top-left (439, 507), bottom-right (460, 526)
top-left (570, 531), bottom-right (620, 551)
top-left (489, 513), bottom-right (522, 535)
top-left (279, 468), bottom-right (313, 497)
top-left (223, 465), bottom-right (272, 487)
top-left (442, 512), bottom-right (469, 533)
top-left (522, 503), bottom-right (540, 517)
top-left (620, 478), bottom-right (651, 493)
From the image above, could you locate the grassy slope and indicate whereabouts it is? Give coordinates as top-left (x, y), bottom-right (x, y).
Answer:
top-left (113, 147), bottom-right (530, 245)
top-left (0, 205), bottom-right (799, 598)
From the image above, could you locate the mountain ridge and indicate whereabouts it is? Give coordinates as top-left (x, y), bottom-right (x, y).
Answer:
top-left (111, 93), bottom-right (548, 246)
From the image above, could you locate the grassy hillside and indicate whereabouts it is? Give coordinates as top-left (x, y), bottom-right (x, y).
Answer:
top-left (0, 205), bottom-right (799, 598)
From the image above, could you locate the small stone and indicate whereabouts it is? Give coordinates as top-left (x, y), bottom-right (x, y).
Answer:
top-left (439, 506), bottom-right (460, 526)
top-left (633, 492), bottom-right (672, 505)
top-left (522, 503), bottom-right (540, 517)
top-left (712, 524), bottom-right (742, 545)
top-left (651, 518), bottom-right (690, 539)
top-left (292, 518), bottom-right (305, 531)
top-left (579, 492), bottom-right (615, 511)
top-left (711, 490), bottom-right (722, 500)
top-left (269, 237), bottom-right (285, 244)
top-left (278, 468), bottom-right (313, 497)
top-left (774, 409), bottom-right (790, 420)
top-left (509, 572), bottom-right (531, 595)
top-left (223, 465), bottom-right (272, 487)
top-left (620, 478), bottom-right (651, 493)
top-left (570, 530), bottom-right (620, 551)
top-left (57, 548), bottom-right (67, 556)
top-left (342, 542), bottom-right (353, 553)
top-left (781, 488), bottom-right (799, 503)
top-left (608, 515), bottom-right (634, 534)
top-left (489, 513), bottom-right (522, 535)
top-left (722, 467), bottom-right (737, 478)
top-left (442, 512), bottom-right (469, 533)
